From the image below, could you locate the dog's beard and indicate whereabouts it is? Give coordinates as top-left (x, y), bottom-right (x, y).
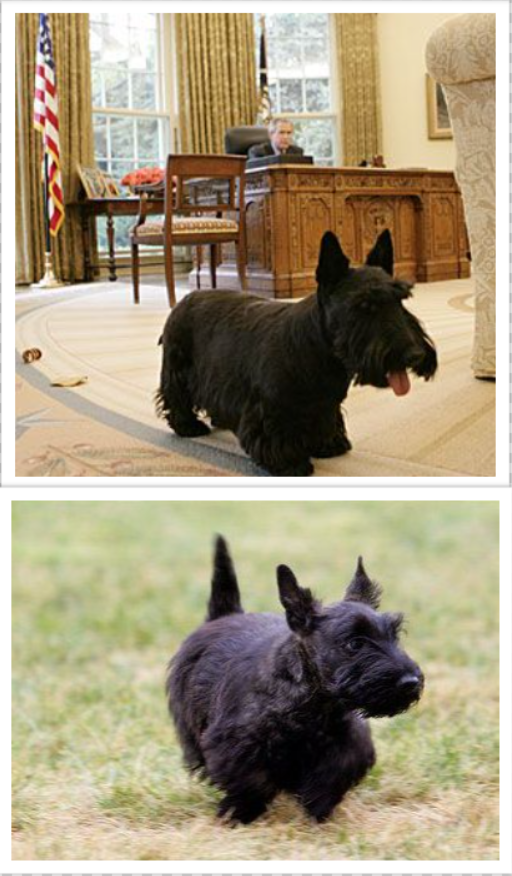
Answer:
top-left (335, 309), bottom-right (437, 394)
top-left (350, 336), bottom-right (437, 395)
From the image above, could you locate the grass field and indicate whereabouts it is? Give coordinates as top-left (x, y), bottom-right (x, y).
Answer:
top-left (12, 500), bottom-right (499, 861)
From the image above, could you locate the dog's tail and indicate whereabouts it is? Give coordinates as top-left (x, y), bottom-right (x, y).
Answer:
top-left (207, 535), bottom-right (244, 621)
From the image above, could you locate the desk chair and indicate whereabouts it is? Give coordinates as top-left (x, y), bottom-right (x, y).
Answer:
top-left (225, 126), bottom-right (270, 156)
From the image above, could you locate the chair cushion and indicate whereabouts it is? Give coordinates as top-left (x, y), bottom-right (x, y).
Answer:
top-left (133, 217), bottom-right (239, 238)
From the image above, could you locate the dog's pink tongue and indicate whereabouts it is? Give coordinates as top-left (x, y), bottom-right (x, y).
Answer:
top-left (387, 370), bottom-right (411, 396)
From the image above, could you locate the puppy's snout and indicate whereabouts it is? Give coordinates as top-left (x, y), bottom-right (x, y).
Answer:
top-left (397, 672), bottom-right (423, 697)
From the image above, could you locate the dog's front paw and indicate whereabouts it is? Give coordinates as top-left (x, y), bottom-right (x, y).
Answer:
top-left (313, 433), bottom-right (352, 459)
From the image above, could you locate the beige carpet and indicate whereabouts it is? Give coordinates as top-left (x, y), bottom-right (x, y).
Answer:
top-left (15, 277), bottom-right (495, 477)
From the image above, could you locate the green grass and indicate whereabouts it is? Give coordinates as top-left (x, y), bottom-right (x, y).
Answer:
top-left (11, 500), bottom-right (499, 860)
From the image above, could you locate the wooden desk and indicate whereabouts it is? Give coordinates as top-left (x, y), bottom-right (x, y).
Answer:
top-left (70, 196), bottom-right (164, 282)
top-left (191, 166), bottom-right (470, 298)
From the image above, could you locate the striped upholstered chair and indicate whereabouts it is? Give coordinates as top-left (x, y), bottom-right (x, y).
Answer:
top-left (130, 154), bottom-right (247, 307)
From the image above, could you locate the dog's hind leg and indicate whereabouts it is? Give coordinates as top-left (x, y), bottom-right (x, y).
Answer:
top-left (156, 342), bottom-right (210, 437)
top-left (203, 725), bottom-right (277, 824)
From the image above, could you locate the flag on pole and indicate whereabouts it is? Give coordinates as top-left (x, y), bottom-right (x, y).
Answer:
top-left (33, 13), bottom-right (65, 236)
top-left (256, 15), bottom-right (272, 125)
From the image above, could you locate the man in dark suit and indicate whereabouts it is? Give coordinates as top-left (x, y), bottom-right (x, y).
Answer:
top-left (248, 118), bottom-right (304, 159)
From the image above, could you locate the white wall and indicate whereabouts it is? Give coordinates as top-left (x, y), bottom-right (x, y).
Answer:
top-left (377, 13), bottom-right (458, 170)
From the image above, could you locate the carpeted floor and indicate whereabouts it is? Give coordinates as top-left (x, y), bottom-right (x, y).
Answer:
top-left (15, 276), bottom-right (495, 477)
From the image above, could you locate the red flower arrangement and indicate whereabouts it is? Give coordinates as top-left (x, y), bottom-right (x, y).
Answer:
top-left (121, 167), bottom-right (165, 188)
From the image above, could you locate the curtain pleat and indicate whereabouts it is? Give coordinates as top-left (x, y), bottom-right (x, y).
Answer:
top-left (16, 13), bottom-right (96, 284)
top-left (334, 13), bottom-right (383, 166)
top-left (175, 13), bottom-right (258, 153)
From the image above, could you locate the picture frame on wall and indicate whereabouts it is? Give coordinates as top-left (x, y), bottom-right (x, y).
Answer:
top-left (426, 73), bottom-right (453, 140)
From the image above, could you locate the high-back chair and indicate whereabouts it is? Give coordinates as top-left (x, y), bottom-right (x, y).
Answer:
top-left (426, 14), bottom-right (495, 379)
top-left (130, 154), bottom-right (247, 307)
top-left (225, 125), bottom-right (270, 155)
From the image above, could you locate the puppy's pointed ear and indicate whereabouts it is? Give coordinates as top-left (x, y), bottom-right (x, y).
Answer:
top-left (316, 231), bottom-right (350, 287)
top-left (344, 557), bottom-right (382, 609)
top-left (277, 565), bottom-right (317, 634)
top-left (365, 228), bottom-right (394, 276)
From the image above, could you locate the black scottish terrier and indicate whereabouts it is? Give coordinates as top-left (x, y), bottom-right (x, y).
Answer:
top-left (167, 537), bottom-right (424, 825)
top-left (156, 229), bottom-right (437, 476)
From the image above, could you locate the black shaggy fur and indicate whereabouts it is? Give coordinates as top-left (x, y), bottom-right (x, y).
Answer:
top-left (156, 229), bottom-right (437, 476)
top-left (167, 536), bottom-right (424, 825)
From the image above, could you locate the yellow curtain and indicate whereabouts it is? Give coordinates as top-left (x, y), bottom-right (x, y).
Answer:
top-left (334, 14), bottom-right (383, 166)
top-left (175, 13), bottom-right (258, 153)
top-left (16, 13), bottom-right (95, 284)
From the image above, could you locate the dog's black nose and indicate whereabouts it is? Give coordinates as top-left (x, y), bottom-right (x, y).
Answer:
top-left (397, 673), bottom-right (422, 696)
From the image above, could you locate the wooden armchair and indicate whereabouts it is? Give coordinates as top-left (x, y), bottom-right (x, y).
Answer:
top-left (130, 154), bottom-right (247, 307)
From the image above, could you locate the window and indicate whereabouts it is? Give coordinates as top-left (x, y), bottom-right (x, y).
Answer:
top-left (257, 14), bottom-right (339, 166)
top-left (89, 13), bottom-right (171, 251)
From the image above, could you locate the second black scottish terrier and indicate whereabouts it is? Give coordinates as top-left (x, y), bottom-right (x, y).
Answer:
top-left (167, 537), bottom-right (424, 825)
top-left (156, 229), bottom-right (437, 476)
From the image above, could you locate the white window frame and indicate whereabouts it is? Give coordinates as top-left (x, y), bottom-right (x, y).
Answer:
top-left (90, 13), bottom-right (173, 174)
top-left (90, 13), bottom-right (180, 259)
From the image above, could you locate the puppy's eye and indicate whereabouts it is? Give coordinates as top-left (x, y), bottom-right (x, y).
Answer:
top-left (346, 638), bottom-right (365, 654)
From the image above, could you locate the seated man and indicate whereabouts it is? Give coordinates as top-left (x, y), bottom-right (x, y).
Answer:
top-left (248, 118), bottom-right (304, 159)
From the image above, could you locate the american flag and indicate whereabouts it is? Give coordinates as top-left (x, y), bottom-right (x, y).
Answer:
top-left (257, 15), bottom-right (272, 125)
top-left (33, 13), bottom-right (65, 236)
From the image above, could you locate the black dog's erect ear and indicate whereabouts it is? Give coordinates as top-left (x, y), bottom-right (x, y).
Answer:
top-left (277, 565), bottom-right (317, 634)
top-left (316, 231), bottom-right (350, 287)
top-left (344, 557), bottom-right (382, 609)
top-left (365, 228), bottom-right (394, 277)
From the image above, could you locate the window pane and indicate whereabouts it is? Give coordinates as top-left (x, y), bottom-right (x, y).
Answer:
top-left (91, 68), bottom-right (103, 107)
top-left (305, 78), bottom-right (330, 112)
top-left (304, 38), bottom-right (329, 75)
top-left (279, 79), bottom-right (303, 113)
top-left (96, 215), bottom-right (134, 251)
top-left (293, 118), bottom-right (335, 164)
top-left (274, 39), bottom-right (302, 71)
top-left (302, 14), bottom-right (328, 39)
top-left (128, 13), bottom-right (157, 32)
top-left (131, 72), bottom-right (157, 111)
top-left (110, 116), bottom-right (134, 160)
top-left (103, 68), bottom-right (129, 108)
top-left (128, 26), bottom-right (158, 73)
top-left (93, 114), bottom-right (108, 159)
top-left (109, 159), bottom-right (137, 181)
top-left (136, 117), bottom-right (160, 161)
top-left (267, 14), bottom-right (302, 41)
top-left (269, 81), bottom-right (278, 111)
